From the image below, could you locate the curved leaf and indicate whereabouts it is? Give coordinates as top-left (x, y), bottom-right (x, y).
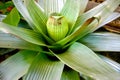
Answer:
top-left (0, 22), bottom-right (46, 46)
top-left (0, 50), bottom-right (37, 80)
top-left (74, 0), bottom-right (120, 29)
top-left (61, 67), bottom-right (80, 80)
top-left (53, 42), bottom-right (120, 80)
top-left (61, 0), bottom-right (88, 33)
top-left (0, 31), bottom-right (42, 51)
top-left (60, 12), bottom-right (120, 48)
top-left (24, 0), bottom-right (47, 34)
top-left (23, 53), bottom-right (64, 80)
top-left (12, 0), bottom-right (37, 30)
top-left (99, 54), bottom-right (120, 72)
top-left (56, 17), bottom-right (98, 46)
top-left (2, 8), bottom-right (20, 26)
top-left (79, 32), bottom-right (120, 52)
top-left (37, 0), bottom-right (65, 16)
top-left (24, 0), bottom-right (55, 44)
top-left (98, 12), bottom-right (120, 28)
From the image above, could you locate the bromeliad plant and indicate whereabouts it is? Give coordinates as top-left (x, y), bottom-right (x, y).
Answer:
top-left (0, 0), bottom-right (120, 80)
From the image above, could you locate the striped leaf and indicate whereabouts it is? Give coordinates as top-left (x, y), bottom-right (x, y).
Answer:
top-left (0, 50), bottom-right (37, 80)
top-left (23, 53), bottom-right (64, 80)
top-left (53, 42), bottom-right (120, 80)
top-left (0, 22), bottom-right (46, 46)
top-left (0, 31), bottom-right (42, 51)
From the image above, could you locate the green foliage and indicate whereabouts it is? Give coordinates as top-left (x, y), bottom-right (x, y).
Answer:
top-left (0, 0), bottom-right (120, 80)
top-left (0, 1), bottom-right (14, 14)
top-left (2, 8), bottom-right (20, 26)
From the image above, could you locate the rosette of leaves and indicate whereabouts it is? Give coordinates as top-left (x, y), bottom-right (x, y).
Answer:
top-left (0, 0), bottom-right (120, 80)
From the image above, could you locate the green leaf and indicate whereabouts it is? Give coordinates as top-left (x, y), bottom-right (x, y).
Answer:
top-left (98, 54), bottom-right (120, 72)
top-left (98, 12), bottom-right (120, 28)
top-left (53, 42), bottom-right (120, 80)
top-left (12, 0), bottom-right (37, 30)
top-left (61, 0), bottom-right (88, 33)
top-left (61, 67), bottom-right (80, 80)
top-left (0, 31), bottom-right (42, 51)
top-left (0, 2), bottom-right (4, 9)
top-left (4, 1), bottom-right (14, 8)
top-left (15, 0), bottom-right (54, 44)
top-left (0, 22), bottom-right (47, 46)
top-left (59, 13), bottom-right (120, 48)
top-left (2, 8), bottom-right (20, 26)
top-left (24, 0), bottom-right (55, 44)
top-left (38, 0), bottom-right (65, 16)
top-left (0, 50), bottom-right (37, 80)
top-left (24, 0), bottom-right (47, 34)
top-left (79, 32), bottom-right (120, 52)
top-left (74, 0), bottom-right (120, 29)
top-left (56, 17), bottom-right (98, 47)
top-left (23, 53), bottom-right (64, 80)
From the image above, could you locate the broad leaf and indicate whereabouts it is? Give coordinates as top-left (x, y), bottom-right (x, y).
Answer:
top-left (56, 17), bottom-right (98, 47)
top-left (23, 53), bottom-right (64, 80)
top-left (59, 12), bottom-right (119, 47)
top-left (0, 50), bottom-right (37, 80)
top-left (53, 42), bottom-right (120, 80)
top-left (2, 8), bottom-right (20, 26)
top-left (61, 67), bottom-right (80, 80)
top-left (0, 31), bottom-right (42, 51)
top-left (37, 0), bottom-right (65, 16)
top-left (79, 32), bottom-right (120, 52)
top-left (24, 0), bottom-right (47, 34)
top-left (74, 0), bottom-right (120, 29)
top-left (98, 54), bottom-right (120, 72)
top-left (61, 0), bottom-right (88, 33)
top-left (0, 22), bottom-right (46, 46)
top-left (24, 0), bottom-right (55, 44)
top-left (98, 12), bottom-right (120, 28)
top-left (61, 13), bottom-right (120, 48)
top-left (12, 0), bottom-right (37, 30)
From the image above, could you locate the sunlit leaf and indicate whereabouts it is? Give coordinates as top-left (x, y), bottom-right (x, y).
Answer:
top-left (98, 12), bottom-right (120, 28)
top-left (0, 31), bottom-right (42, 51)
top-left (79, 32), bottom-right (120, 52)
top-left (24, 0), bottom-right (55, 44)
top-left (2, 8), bottom-right (20, 26)
top-left (38, 0), bottom-right (65, 16)
top-left (23, 53), bottom-right (64, 80)
top-left (61, 0), bottom-right (88, 33)
top-left (24, 0), bottom-right (47, 34)
top-left (56, 17), bottom-right (98, 47)
top-left (0, 50), bottom-right (37, 80)
top-left (53, 42), bottom-right (120, 80)
top-left (74, 0), bottom-right (120, 29)
top-left (0, 22), bottom-right (46, 46)
top-left (12, 0), bottom-right (37, 30)
top-left (98, 54), bottom-right (120, 72)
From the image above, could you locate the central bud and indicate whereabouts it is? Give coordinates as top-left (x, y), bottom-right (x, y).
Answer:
top-left (47, 15), bottom-right (68, 41)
